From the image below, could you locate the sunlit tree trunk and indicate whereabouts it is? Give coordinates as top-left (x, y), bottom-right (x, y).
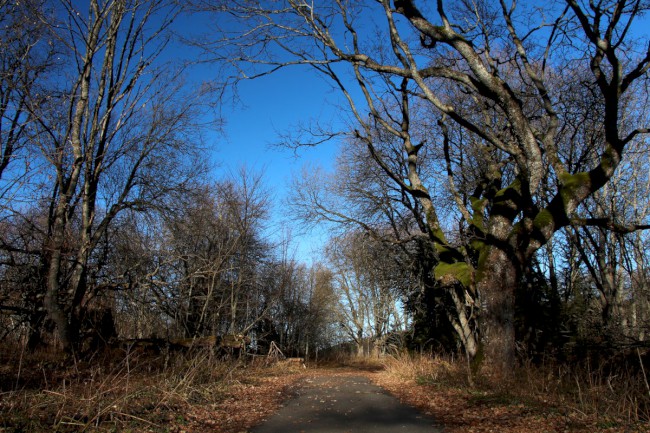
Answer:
top-left (476, 246), bottom-right (520, 373)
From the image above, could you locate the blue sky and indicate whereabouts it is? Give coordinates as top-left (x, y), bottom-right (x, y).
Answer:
top-left (170, 9), bottom-right (349, 264)
top-left (211, 67), bottom-right (343, 263)
top-left (217, 68), bottom-right (339, 189)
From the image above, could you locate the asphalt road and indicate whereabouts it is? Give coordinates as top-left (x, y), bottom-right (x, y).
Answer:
top-left (250, 375), bottom-right (443, 433)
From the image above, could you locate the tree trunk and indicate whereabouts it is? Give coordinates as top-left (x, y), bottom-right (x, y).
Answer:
top-left (447, 287), bottom-right (478, 359)
top-left (477, 245), bottom-right (520, 376)
top-left (44, 210), bottom-right (74, 353)
top-left (356, 328), bottom-right (364, 357)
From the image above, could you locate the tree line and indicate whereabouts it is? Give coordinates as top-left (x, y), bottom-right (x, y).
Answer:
top-left (1, 0), bottom-right (650, 379)
top-left (0, 0), bottom-right (337, 358)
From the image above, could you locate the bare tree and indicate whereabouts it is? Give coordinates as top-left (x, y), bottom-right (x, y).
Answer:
top-left (289, 124), bottom-right (480, 358)
top-left (0, 0), bottom-right (56, 194)
top-left (303, 263), bottom-right (341, 358)
top-left (200, 0), bottom-right (650, 373)
top-left (0, 206), bottom-right (50, 348)
top-left (561, 131), bottom-right (650, 344)
top-left (15, 0), bottom-right (206, 353)
top-left (326, 230), bottom-right (407, 357)
top-left (161, 169), bottom-right (271, 339)
top-left (251, 242), bottom-right (341, 357)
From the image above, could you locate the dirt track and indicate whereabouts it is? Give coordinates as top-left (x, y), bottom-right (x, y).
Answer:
top-left (250, 374), bottom-right (442, 433)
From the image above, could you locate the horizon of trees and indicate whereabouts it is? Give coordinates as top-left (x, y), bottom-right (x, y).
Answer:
top-left (0, 0), bottom-right (649, 380)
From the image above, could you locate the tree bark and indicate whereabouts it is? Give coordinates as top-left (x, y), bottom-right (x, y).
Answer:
top-left (44, 251), bottom-right (73, 352)
top-left (477, 245), bottom-right (520, 376)
top-left (447, 286), bottom-right (478, 359)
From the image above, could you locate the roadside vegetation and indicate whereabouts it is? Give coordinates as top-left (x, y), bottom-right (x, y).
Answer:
top-left (0, 344), bottom-right (302, 433)
top-left (375, 352), bottom-right (650, 433)
top-left (2, 347), bottom-right (648, 433)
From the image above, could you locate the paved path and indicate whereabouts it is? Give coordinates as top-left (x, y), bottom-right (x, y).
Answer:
top-left (251, 375), bottom-right (442, 433)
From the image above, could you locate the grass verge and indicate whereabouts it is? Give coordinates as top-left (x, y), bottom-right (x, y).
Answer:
top-left (372, 352), bottom-right (650, 433)
top-left (0, 347), bottom-right (305, 433)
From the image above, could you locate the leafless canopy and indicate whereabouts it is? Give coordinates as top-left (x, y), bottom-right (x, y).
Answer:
top-left (197, 0), bottom-right (650, 370)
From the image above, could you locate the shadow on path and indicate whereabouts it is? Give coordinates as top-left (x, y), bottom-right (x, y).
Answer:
top-left (251, 375), bottom-right (442, 433)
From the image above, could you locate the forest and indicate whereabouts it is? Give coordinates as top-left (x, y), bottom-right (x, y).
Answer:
top-left (1, 1), bottom-right (650, 432)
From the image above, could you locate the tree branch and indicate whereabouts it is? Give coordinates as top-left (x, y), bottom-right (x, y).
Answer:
top-left (570, 217), bottom-right (650, 233)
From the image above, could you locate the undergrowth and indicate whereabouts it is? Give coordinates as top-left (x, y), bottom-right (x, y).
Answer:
top-left (0, 345), bottom-right (300, 433)
top-left (3, 343), bottom-right (649, 432)
top-left (377, 351), bottom-right (650, 432)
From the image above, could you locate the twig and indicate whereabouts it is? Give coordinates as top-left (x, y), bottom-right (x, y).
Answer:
top-left (59, 419), bottom-right (85, 426)
top-left (42, 365), bottom-right (49, 388)
top-left (574, 374), bottom-right (584, 409)
top-left (83, 388), bottom-right (144, 431)
top-left (637, 348), bottom-right (650, 398)
top-left (113, 411), bottom-right (160, 426)
top-left (14, 340), bottom-right (26, 391)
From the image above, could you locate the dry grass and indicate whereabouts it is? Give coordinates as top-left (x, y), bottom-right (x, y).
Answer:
top-left (2, 345), bottom-right (649, 433)
top-left (372, 352), bottom-right (650, 433)
top-left (0, 347), bottom-right (305, 433)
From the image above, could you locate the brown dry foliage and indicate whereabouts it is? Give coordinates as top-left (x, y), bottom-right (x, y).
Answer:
top-left (1, 347), bottom-right (649, 432)
top-left (0, 346), bottom-right (305, 433)
top-left (372, 353), bottom-right (650, 433)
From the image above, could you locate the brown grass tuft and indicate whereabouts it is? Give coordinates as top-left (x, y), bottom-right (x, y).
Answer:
top-left (372, 351), bottom-right (650, 433)
top-left (0, 347), bottom-right (303, 432)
